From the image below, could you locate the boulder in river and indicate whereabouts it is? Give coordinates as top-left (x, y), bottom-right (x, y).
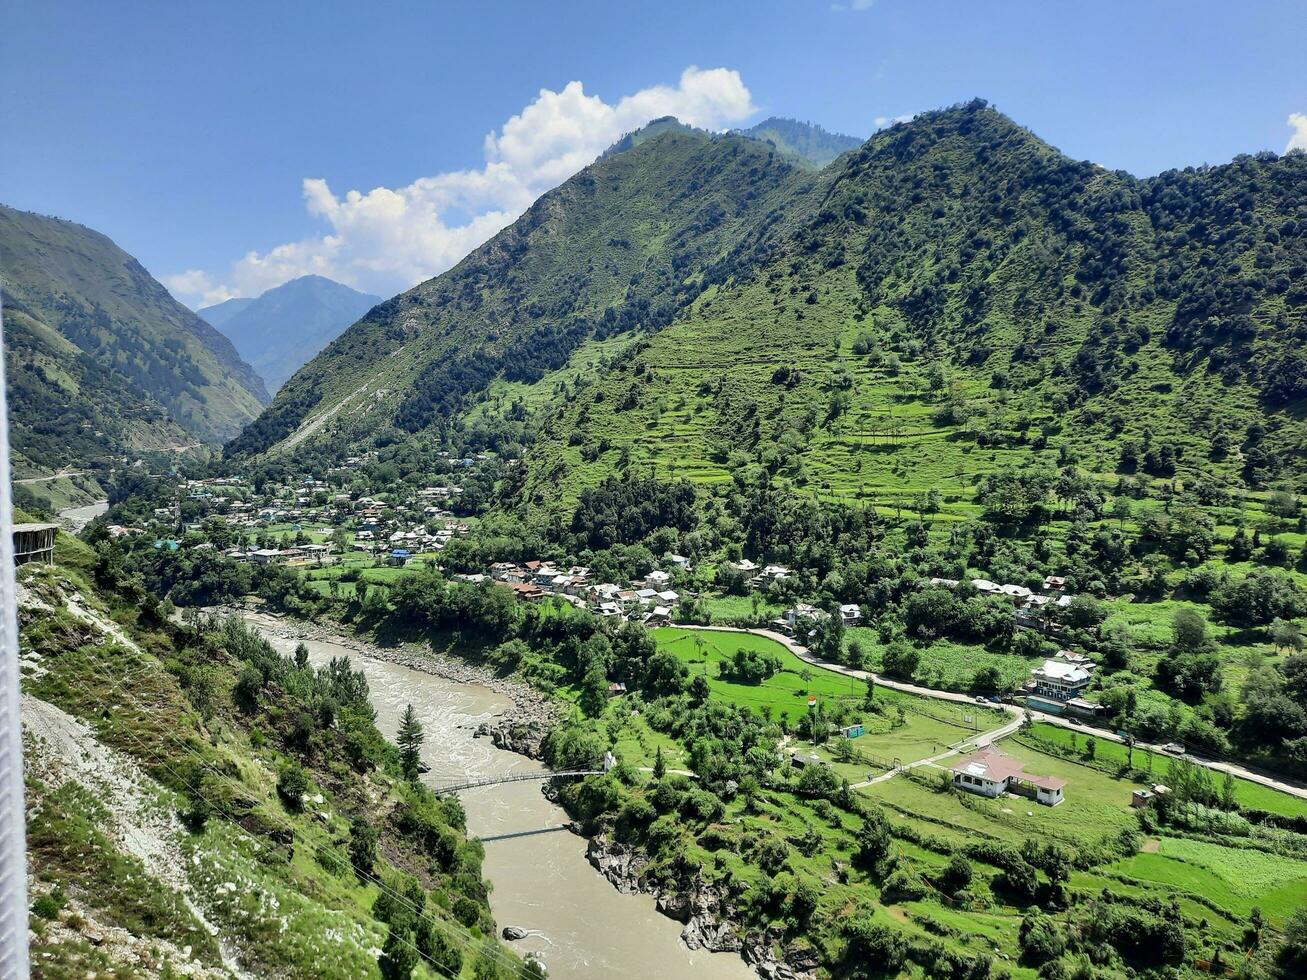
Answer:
top-left (501, 926), bottom-right (529, 941)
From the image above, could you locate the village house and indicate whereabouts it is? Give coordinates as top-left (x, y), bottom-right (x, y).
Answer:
top-left (597, 601), bottom-right (624, 619)
top-left (839, 603), bottom-right (863, 626)
top-left (504, 581), bottom-right (547, 603)
top-left (950, 745), bottom-right (1065, 806)
top-left (590, 582), bottom-right (622, 602)
top-left (775, 602), bottom-right (829, 638)
top-left (642, 569), bottom-right (672, 589)
top-left (754, 564), bottom-right (792, 587)
top-left (1028, 658), bottom-right (1093, 701)
top-left (642, 606), bottom-right (672, 626)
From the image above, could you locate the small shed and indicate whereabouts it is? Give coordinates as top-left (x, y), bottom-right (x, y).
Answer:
top-left (13, 523), bottom-right (57, 565)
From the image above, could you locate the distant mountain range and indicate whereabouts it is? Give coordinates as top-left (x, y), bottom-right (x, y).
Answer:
top-left (0, 203), bottom-right (267, 475)
top-left (602, 114), bottom-right (862, 170)
top-left (199, 276), bottom-right (380, 393)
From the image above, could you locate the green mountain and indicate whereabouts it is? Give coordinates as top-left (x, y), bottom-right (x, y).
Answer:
top-left (1, 204), bottom-right (268, 473)
top-left (737, 116), bottom-right (863, 168)
top-left (507, 101), bottom-right (1307, 515)
top-left (199, 275), bottom-right (381, 393)
top-left (230, 101), bottom-right (1306, 507)
top-left (225, 121), bottom-right (819, 459)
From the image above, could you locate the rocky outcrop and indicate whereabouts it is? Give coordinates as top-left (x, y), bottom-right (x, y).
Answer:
top-left (501, 926), bottom-right (529, 941)
top-left (583, 836), bottom-right (815, 979)
top-left (584, 837), bottom-right (650, 895)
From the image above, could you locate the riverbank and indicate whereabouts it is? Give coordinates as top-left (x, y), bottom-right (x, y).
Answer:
top-left (236, 608), bottom-right (560, 758)
top-left (236, 611), bottom-right (825, 978)
top-left (239, 612), bottom-right (757, 980)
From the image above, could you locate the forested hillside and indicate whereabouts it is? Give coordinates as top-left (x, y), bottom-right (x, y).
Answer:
top-left (223, 123), bottom-right (823, 460)
top-left (19, 527), bottom-right (526, 978)
top-left (0, 204), bottom-right (267, 474)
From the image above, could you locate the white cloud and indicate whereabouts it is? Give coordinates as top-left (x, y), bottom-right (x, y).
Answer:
top-left (1287, 112), bottom-right (1307, 152)
top-left (831, 0), bottom-right (876, 11)
top-left (168, 67), bottom-right (756, 307)
top-left (164, 269), bottom-right (236, 308)
top-left (873, 113), bottom-right (915, 129)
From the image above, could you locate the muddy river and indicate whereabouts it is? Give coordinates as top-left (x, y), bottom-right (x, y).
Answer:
top-left (249, 619), bottom-right (754, 980)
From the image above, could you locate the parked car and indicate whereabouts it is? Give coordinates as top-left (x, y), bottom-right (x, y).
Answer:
top-left (1162, 742), bottom-right (1186, 755)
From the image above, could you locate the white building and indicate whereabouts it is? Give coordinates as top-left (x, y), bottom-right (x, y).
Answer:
top-left (1030, 659), bottom-right (1092, 701)
top-left (951, 746), bottom-right (1065, 806)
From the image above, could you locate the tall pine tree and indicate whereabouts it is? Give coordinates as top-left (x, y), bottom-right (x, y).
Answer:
top-left (398, 703), bottom-right (424, 780)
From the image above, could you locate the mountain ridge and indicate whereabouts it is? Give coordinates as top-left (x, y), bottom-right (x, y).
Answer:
top-left (199, 275), bottom-right (381, 393)
top-left (224, 123), bottom-right (822, 460)
top-left (0, 203), bottom-right (267, 473)
top-left (228, 100), bottom-right (1307, 506)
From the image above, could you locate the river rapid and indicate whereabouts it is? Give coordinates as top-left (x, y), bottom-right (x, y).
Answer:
top-left (247, 618), bottom-right (754, 980)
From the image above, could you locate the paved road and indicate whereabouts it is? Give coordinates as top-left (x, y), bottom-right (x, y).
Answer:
top-left (673, 623), bottom-right (1307, 803)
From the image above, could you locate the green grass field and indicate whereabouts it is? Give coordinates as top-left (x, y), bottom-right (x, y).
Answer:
top-left (652, 626), bottom-right (1005, 761)
top-left (1026, 721), bottom-right (1307, 819)
top-left (1110, 838), bottom-right (1307, 924)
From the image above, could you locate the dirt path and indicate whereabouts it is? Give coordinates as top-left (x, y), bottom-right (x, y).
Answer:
top-left (14, 469), bottom-right (87, 484)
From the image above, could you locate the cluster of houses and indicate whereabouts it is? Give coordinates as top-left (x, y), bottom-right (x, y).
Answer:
top-left (105, 470), bottom-right (476, 569)
top-left (928, 573), bottom-right (1077, 623)
top-left (477, 561), bottom-right (686, 625)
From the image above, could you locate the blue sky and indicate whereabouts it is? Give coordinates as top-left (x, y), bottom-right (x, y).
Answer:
top-left (3, 0), bottom-right (1305, 308)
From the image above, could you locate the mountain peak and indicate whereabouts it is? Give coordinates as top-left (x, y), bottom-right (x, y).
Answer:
top-left (199, 275), bottom-right (381, 393)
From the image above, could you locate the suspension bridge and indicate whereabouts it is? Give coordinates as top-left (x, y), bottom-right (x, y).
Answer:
top-left (433, 769), bottom-right (604, 796)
